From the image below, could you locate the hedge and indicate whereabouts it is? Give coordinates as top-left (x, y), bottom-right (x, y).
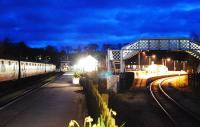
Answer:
top-left (80, 78), bottom-right (120, 127)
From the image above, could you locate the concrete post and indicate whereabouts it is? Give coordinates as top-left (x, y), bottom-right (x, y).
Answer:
top-left (120, 50), bottom-right (125, 72)
top-left (107, 49), bottom-right (111, 71)
top-left (138, 51), bottom-right (141, 70)
top-left (174, 61), bottom-right (176, 71)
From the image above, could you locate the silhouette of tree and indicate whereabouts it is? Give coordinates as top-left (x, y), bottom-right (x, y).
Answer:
top-left (60, 45), bottom-right (72, 54)
top-left (117, 43), bottom-right (122, 49)
top-left (84, 43), bottom-right (99, 53)
top-left (102, 43), bottom-right (114, 51)
top-left (190, 32), bottom-right (200, 42)
top-left (17, 42), bottom-right (28, 60)
top-left (74, 45), bottom-right (83, 53)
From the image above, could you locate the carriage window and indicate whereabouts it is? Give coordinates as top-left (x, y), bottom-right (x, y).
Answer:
top-left (8, 61), bottom-right (11, 65)
top-left (1, 61), bottom-right (6, 72)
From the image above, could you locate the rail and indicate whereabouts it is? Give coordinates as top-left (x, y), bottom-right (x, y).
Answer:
top-left (150, 77), bottom-right (200, 127)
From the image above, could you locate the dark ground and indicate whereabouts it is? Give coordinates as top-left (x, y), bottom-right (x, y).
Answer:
top-left (163, 85), bottom-right (200, 118)
top-left (109, 85), bottom-right (200, 127)
top-left (109, 88), bottom-right (174, 127)
top-left (0, 73), bottom-right (87, 127)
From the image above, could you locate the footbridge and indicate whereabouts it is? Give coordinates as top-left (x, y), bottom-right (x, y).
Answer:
top-left (107, 38), bottom-right (200, 72)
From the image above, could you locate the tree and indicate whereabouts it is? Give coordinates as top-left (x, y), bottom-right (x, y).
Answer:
top-left (17, 42), bottom-right (29, 60)
top-left (117, 43), bottom-right (122, 50)
top-left (190, 32), bottom-right (200, 42)
top-left (102, 43), bottom-right (114, 51)
top-left (84, 43), bottom-right (99, 53)
top-left (74, 45), bottom-right (83, 53)
top-left (60, 45), bottom-right (73, 54)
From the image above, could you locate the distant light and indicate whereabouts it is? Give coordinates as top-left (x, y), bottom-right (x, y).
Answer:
top-left (152, 54), bottom-right (156, 58)
top-left (74, 55), bottom-right (98, 72)
top-left (167, 58), bottom-right (171, 62)
top-left (146, 64), bottom-right (168, 74)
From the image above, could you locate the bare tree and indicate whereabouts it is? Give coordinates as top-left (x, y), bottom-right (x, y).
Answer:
top-left (190, 32), bottom-right (200, 42)
top-left (84, 43), bottom-right (99, 52)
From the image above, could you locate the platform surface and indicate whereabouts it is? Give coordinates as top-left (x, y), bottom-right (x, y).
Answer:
top-left (0, 73), bottom-right (87, 127)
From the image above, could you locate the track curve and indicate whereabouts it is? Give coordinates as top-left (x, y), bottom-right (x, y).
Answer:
top-left (150, 77), bottom-right (200, 127)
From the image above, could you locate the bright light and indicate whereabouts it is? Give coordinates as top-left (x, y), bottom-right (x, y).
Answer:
top-left (146, 64), bottom-right (168, 74)
top-left (147, 64), bottom-right (157, 73)
top-left (152, 54), bottom-right (156, 58)
top-left (167, 58), bottom-right (171, 62)
top-left (74, 55), bottom-right (98, 72)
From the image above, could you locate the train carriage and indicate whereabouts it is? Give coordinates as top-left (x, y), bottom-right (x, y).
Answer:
top-left (0, 59), bottom-right (19, 82)
top-left (0, 59), bottom-right (56, 82)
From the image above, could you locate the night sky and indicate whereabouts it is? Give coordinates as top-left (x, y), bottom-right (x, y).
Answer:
top-left (0, 0), bottom-right (200, 48)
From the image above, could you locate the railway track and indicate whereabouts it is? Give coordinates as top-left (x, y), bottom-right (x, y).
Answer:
top-left (0, 73), bottom-right (63, 110)
top-left (150, 77), bottom-right (200, 127)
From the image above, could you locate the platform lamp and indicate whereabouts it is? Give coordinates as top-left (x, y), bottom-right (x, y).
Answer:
top-left (181, 61), bottom-right (187, 71)
top-left (146, 54), bottom-right (156, 65)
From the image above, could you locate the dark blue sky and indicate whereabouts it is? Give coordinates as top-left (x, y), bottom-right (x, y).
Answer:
top-left (0, 0), bottom-right (200, 48)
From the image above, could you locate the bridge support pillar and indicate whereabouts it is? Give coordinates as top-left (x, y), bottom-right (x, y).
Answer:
top-left (107, 49), bottom-right (111, 72)
top-left (120, 50), bottom-right (125, 72)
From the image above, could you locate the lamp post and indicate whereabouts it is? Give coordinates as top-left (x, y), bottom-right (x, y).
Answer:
top-left (173, 60), bottom-right (178, 71)
top-left (162, 58), bottom-right (171, 68)
top-left (146, 54), bottom-right (156, 65)
top-left (173, 60), bottom-right (176, 71)
top-left (138, 51), bottom-right (141, 70)
top-left (181, 61), bottom-right (187, 71)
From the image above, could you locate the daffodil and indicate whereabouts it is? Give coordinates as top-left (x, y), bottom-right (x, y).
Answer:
top-left (85, 116), bottom-right (93, 123)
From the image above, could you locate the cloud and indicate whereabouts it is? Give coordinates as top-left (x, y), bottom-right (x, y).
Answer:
top-left (0, 0), bottom-right (200, 47)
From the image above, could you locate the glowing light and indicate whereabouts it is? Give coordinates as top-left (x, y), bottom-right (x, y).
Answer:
top-left (167, 58), bottom-right (171, 62)
top-left (152, 54), bottom-right (156, 58)
top-left (146, 64), bottom-right (168, 74)
top-left (74, 55), bottom-right (98, 72)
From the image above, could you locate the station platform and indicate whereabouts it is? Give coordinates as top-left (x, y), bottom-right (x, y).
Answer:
top-left (0, 73), bottom-right (87, 127)
top-left (132, 71), bottom-right (187, 87)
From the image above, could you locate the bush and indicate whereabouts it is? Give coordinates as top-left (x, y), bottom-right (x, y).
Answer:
top-left (74, 71), bottom-right (81, 78)
top-left (76, 78), bottom-right (121, 127)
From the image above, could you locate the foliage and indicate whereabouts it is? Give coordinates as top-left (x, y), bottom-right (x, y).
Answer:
top-left (74, 71), bottom-right (81, 78)
top-left (84, 43), bottom-right (99, 53)
top-left (68, 113), bottom-right (124, 127)
top-left (0, 38), bottom-right (61, 67)
top-left (67, 78), bottom-right (125, 127)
